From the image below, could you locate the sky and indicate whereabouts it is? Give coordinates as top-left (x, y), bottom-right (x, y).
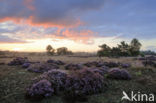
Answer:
top-left (0, 0), bottom-right (156, 52)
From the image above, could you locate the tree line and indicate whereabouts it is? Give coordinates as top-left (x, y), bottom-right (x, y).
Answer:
top-left (46, 45), bottom-right (73, 55)
top-left (97, 38), bottom-right (142, 57)
top-left (46, 38), bottom-right (156, 57)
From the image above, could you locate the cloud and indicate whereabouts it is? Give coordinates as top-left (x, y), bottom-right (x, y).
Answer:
top-left (0, 34), bottom-right (28, 43)
top-left (145, 46), bottom-right (156, 51)
top-left (0, 21), bottom-right (97, 44)
top-left (0, 0), bottom-right (106, 44)
top-left (50, 28), bottom-right (96, 45)
top-left (0, 0), bottom-right (105, 27)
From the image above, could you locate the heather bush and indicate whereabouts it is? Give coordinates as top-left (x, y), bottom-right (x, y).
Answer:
top-left (108, 68), bottom-right (131, 80)
top-left (26, 79), bottom-right (54, 100)
top-left (104, 62), bottom-right (120, 68)
top-left (47, 59), bottom-right (65, 65)
top-left (84, 61), bottom-right (99, 67)
top-left (91, 67), bottom-right (109, 76)
top-left (26, 68), bottom-right (107, 101)
top-left (33, 69), bottom-right (68, 94)
top-left (64, 68), bottom-right (107, 99)
top-left (27, 63), bottom-right (59, 73)
top-left (65, 63), bottom-right (83, 70)
top-left (96, 62), bottom-right (105, 67)
top-left (121, 63), bottom-right (131, 68)
top-left (8, 57), bottom-right (29, 66)
top-left (44, 69), bottom-right (67, 93)
top-left (22, 63), bottom-right (31, 68)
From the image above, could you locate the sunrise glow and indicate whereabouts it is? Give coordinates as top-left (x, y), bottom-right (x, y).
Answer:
top-left (0, 0), bottom-right (156, 52)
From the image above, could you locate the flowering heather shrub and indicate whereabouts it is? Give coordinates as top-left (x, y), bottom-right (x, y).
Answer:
top-left (64, 68), bottom-right (107, 98)
top-left (84, 61), bottom-right (120, 68)
top-left (27, 63), bottom-right (59, 73)
top-left (26, 79), bottom-right (54, 100)
top-left (22, 63), bottom-right (31, 68)
top-left (121, 63), bottom-right (131, 68)
top-left (108, 68), bottom-right (131, 80)
top-left (47, 59), bottom-right (65, 65)
top-left (44, 69), bottom-right (67, 93)
top-left (91, 66), bottom-right (109, 76)
top-left (84, 61), bottom-right (99, 67)
top-left (8, 57), bottom-right (29, 66)
top-left (65, 63), bottom-right (83, 70)
top-left (96, 62), bottom-right (105, 67)
top-left (33, 69), bottom-right (68, 94)
top-left (104, 62), bottom-right (120, 68)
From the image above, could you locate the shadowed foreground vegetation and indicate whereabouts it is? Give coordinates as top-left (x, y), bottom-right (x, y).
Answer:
top-left (0, 52), bottom-right (156, 103)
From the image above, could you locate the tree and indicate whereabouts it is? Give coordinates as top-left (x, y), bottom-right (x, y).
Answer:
top-left (118, 41), bottom-right (131, 56)
top-left (97, 44), bottom-right (111, 57)
top-left (111, 47), bottom-right (121, 57)
top-left (129, 38), bottom-right (142, 56)
top-left (57, 47), bottom-right (73, 55)
top-left (97, 38), bottom-right (142, 57)
top-left (46, 45), bottom-right (55, 55)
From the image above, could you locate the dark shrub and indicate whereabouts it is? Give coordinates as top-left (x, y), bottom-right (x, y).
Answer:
top-left (8, 57), bottom-right (29, 66)
top-left (84, 61), bottom-right (99, 67)
top-left (65, 63), bottom-right (83, 70)
top-left (96, 62), bottom-right (105, 67)
top-left (104, 62), bottom-right (120, 68)
top-left (27, 63), bottom-right (59, 73)
top-left (22, 63), bottom-right (31, 68)
top-left (91, 67), bottom-right (109, 76)
top-left (0, 62), bottom-right (5, 65)
top-left (146, 56), bottom-right (156, 61)
top-left (108, 68), bottom-right (131, 80)
top-left (47, 59), bottom-right (65, 65)
top-left (142, 60), bottom-right (156, 67)
top-left (121, 63), bottom-right (131, 68)
top-left (26, 79), bottom-right (54, 100)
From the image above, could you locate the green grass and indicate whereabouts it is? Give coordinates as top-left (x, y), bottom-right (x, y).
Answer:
top-left (0, 54), bottom-right (156, 103)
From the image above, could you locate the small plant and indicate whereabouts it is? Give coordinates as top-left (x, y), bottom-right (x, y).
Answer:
top-left (135, 71), bottom-right (142, 76)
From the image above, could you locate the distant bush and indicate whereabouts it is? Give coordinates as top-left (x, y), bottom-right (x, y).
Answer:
top-left (0, 50), bottom-right (7, 55)
top-left (97, 38), bottom-right (142, 57)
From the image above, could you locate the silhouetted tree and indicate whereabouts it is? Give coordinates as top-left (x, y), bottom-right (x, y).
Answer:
top-left (97, 44), bottom-right (111, 57)
top-left (97, 38), bottom-right (142, 57)
top-left (111, 47), bottom-right (121, 57)
top-left (129, 38), bottom-right (142, 56)
top-left (118, 41), bottom-right (131, 56)
top-left (46, 45), bottom-right (55, 55)
top-left (57, 47), bottom-right (73, 55)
